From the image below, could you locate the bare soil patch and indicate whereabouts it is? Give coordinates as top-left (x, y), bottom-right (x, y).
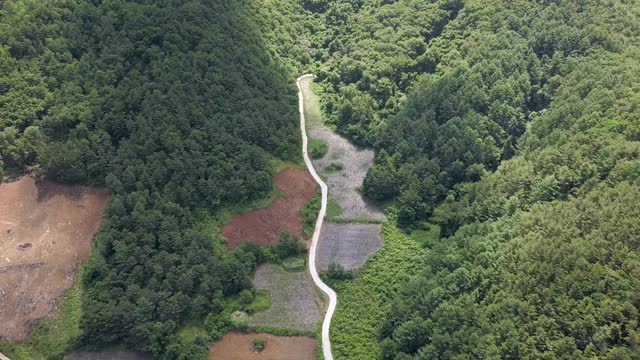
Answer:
top-left (317, 223), bottom-right (383, 271)
top-left (63, 351), bottom-right (153, 360)
top-left (0, 177), bottom-right (109, 341)
top-left (222, 168), bottom-right (317, 250)
top-left (209, 332), bottom-right (315, 360)
top-left (249, 264), bottom-right (320, 332)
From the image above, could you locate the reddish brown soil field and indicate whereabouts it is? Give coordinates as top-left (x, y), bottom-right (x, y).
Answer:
top-left (0, 177), bottom-right (109, 341)
top-left (209, 332), bottom-right (316, 360)
top-left (222, 168), bottom-right (317, 250)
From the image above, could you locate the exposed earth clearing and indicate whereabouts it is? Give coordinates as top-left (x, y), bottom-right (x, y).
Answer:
top-left (222, 168), bottom-right (317, 250)
top-left (0, 177), bottom-right (108, 342)
top-left (208, 332), bottom-right (315, 360)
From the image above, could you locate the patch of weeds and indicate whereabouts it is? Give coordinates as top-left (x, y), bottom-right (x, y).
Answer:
top-left (252, 337), bottom-right (266, 352)
top-left (230, 311), bottom-right (249, 328)
top-left (410, 222), bottom-right (440, 248)
top-left (246, 290), bottom-right (272, 313)
top-left (320, 263), bottom-right (354, 288)
top-left (326, 198), bottom-right (343, 221)
top-left (330, 222), bottom-right (428, 359)
top-left (281, 255), bottom-right (306, 272)
top-left (301, 190), bottom-right (321, 237)
top-left (324, 161), bottom-right (344, 173)
top-left (309, 138), bottom-right (328, 159)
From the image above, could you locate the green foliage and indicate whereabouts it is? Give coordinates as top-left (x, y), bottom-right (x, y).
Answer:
top-left (325, 161), bottom-right (344, 172)
top-left (330, 222), bottom-right (428, 359)
top-left (321, 263), bottom-right (353, 286)
top-left (301, 189), bottom-right (321, 237)
top-left (252, 337), bottom-right (266, 352)
top-left (270, 232), bottom-right (306, 261)
top-left (385, 183), bottom-right (640, 358)
top-left (348, 0), bottom-right (640, 357)
top-left (309, 137), bottom-right (328, 159)
top-left (281, 255), bottom-right (307, 272)
top-left (245, 290), bottom-right (272, 314)
top-left (326, 197), bottom-right (344, 221)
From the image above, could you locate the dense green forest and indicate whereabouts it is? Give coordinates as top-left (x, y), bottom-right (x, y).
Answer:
top-left (306, 0), bottom-right (640, 358)
top-left (3, 0), bottom-right (640, 358)
top-left (0, 0), bottom-right (309, 357)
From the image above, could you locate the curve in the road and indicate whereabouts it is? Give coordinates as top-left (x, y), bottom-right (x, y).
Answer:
top-left (297, 74), bottom-right (336, 360)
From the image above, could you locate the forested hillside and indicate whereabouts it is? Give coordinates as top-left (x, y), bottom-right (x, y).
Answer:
top-left (1, 0), bottom-right (307, 357)
top-left (307, 0), bottom-right (640, 358)
top-left (4, 0), bottom-right (640, 358)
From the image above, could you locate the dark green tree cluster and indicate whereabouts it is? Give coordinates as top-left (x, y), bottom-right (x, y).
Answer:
top-left (308, 0), bottom-right (462, 145)
top-left (361, 0), bottom-right (640, 358)
top-left (1, 0), bottom-right (305, 357)
top-left (310, 0), bottom-right (639, 229)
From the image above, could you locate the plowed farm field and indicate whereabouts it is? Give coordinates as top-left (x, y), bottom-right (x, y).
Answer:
top-left (209, 332), bottom-right (315, 360)
top-left (222, 168), bottom-right (317, 250)
top-left (0, 177), bottom-right (108, 341)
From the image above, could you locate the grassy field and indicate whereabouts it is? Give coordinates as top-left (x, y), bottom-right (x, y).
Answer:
top-left (300, 77), bottom-right (324, 129)
top-left (329, 222), bottom-right (432, 359)
top-left (0, 269), bottom-right (84, 360)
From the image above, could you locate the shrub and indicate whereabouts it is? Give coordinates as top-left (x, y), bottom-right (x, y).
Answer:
top-left (309, 138), bottom-right (328, 159)
top-left (253, 337), bottom-right (266, 352)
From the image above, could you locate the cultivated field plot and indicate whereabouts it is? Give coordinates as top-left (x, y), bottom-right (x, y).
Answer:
top-left (64, 351), bottom-right (152, 360)
top-left (0, 177), bottom-right (109, 341)
top-left (249, 264), bottom-right (320, 333)
top-left (309, 126), bottom-right (385, 222)
top-left (222, 168), bottom-right (317, 250)
top-left (317, 223), bottom-right (383, 271)
top-left (209, 332), bottom-right (315, 360)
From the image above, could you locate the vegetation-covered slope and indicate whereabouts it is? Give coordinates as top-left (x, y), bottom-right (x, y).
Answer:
top-left (307, 0), bottom-right (640, 358)
top-left (4, 0), bottom-right (640, 358)
top-left (0, 0), bottom-right (308, 357)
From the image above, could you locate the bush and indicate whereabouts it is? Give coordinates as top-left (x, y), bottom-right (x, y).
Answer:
top-left (253, 337), bottom-right (266, 352)
top-left (309, 138), bottom-right (328, 159)
top-left (326, 263), bottom-right (353, 280)
top-left (326, 161), bottom-right (344, 172)
top-left (281, 256), bottom-right (306, 272)
top-left (301, 190), bottom-right (321, 237)
top-left (271, 232), bottom-right (305, 261)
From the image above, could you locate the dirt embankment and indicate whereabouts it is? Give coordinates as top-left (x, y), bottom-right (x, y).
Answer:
top-left (0, 177), bottom-right (109, 342)
top-left (209, 332), bottom-right (315, 360)
top-left (222, 168), bottom-right (317, 250)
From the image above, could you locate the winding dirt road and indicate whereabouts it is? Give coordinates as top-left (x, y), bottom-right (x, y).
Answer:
top-left (298, 74), bottom-right (336, 360)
